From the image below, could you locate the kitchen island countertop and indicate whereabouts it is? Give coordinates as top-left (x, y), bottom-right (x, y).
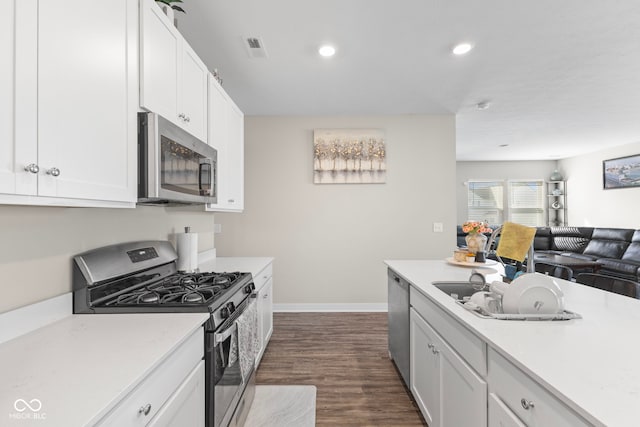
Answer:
top-left (385, 259), bottom-right (640, 427)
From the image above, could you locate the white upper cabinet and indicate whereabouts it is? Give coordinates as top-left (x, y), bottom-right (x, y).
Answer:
top-left (140, 0), bottom-right (208, 143)
top-left (206, 76), bottom-right (244, 212)
top-left (0, 0), bottom-right (137, 207)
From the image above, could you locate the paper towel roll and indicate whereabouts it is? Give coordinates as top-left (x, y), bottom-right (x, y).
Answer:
top-left (177, 229), bottom-right (198, 272)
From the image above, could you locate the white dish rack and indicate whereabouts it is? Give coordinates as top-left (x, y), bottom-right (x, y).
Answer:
top-left (457, 300), bottom-right (582, 321)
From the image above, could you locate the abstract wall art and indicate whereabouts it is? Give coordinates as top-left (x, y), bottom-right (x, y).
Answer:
top-left (313, 129), bottom-right (386, 184)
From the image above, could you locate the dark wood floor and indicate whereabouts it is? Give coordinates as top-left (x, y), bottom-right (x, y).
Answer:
top-left (256, 312), bottom-right (427, 427)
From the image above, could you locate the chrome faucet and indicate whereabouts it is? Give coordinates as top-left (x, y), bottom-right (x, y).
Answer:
top-left (484, 225), bottom-right (536, 273)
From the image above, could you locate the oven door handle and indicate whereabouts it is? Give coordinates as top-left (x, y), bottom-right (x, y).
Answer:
top-left (215, 322), bottom-right (237, 344)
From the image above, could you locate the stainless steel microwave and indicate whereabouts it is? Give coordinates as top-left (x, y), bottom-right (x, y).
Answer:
top-left (138, 112), bottom-right (217, 205)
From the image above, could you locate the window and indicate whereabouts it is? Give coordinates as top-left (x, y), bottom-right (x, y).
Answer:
top-left (467, 181), bottom-right (504, 224)
top-left (467, 180), bottom-right (545, 226)
top-left (508, 180), bottom-right (544, 226)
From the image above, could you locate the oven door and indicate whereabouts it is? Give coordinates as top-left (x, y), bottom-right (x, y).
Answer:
top-left (206, 297), bottom-right (257, 427)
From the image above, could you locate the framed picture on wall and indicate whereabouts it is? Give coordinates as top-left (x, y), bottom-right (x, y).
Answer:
top-left (603, 154), bottom-right (640, 189)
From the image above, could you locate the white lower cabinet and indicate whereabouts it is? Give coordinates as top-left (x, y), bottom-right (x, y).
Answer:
top-left (410, 307), bottom-right (487, 427)
top-left (97, 328), bottom-right (204, 427)
top-left (254, 262), bottom-right (273, 367)
top-left (147, 361), bottom-right (205, 427)
top-left (488, 349), bottom-right (591, 427)
top-left (489, 393), bottom-right (526, 427)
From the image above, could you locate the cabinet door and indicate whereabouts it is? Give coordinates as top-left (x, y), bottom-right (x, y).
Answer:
top-left (206, 76), bottom-right (245, 212)
top-left (255, 278), bottom-right (273, 366)
top-left (438, 331), bottom-right (487, 427)
top-left (37, 0), bottom-right (137, 202)
top-left (489, 393), bottom-right (526, 427)
top-left (225, 99), bottom-right (244, 210)
top-left (147, 361), bottom-right (205, 427)
top-left (1, 0), bottom-right (37, 196)
top-left (410, 308), bottom-right (439, 427)
top-left (179, 42), bottom-right (208, 142)
top-left (140, 0), bottom-right (179, 122)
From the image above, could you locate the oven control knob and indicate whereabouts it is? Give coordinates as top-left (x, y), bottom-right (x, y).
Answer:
top-left (220, 307), bottom-right (230, 319)
top-left (227, 302), bottom-right (235, 313)
top-left (244, 283), bottom-right (255, 294)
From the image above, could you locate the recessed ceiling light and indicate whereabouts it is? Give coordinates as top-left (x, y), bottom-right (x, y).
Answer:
top-left (476, 101), bottom-right (491, 110)
top-left (499, 144), bottom-right (509, 148)
top-left (319, 45), bottom-right (336, 57)
top-left (452, 43), bottom-right (473, 55)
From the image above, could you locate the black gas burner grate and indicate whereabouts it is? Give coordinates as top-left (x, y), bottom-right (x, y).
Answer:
top-left (107, 271), bottom-right (243, 307)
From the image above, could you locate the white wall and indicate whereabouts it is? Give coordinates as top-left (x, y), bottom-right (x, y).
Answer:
top-left (215, 115), bottom-right (456, 305)
top-left (0, 205), bottom-right (215, 313)
top-left (455, 161), bottom-right (558, 225)
top-left (558, 142), bottom-right (640, 227)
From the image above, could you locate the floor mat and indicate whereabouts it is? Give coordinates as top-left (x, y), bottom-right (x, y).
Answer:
top-left (244, 385), bottom-right (316, 427)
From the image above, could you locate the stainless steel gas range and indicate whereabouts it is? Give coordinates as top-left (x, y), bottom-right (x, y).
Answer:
top-left (72, 240), bottom-right (257, 427)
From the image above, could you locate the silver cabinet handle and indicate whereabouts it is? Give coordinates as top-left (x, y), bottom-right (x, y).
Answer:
top-left (432, 347), bottom-right (439, 354)
top-left (24, 164), bottom-right (39, 174)
top-left (427, 343), bottom-right (434, 349)
top-left (520, 398), bottom-right (535, 410)
top-left (263, 293), bottom-right (268, 299)
top-left (138, 403), bottom-right (152, 416)
top-left (228, 199), bottom-right (235, 203)
top-left (46, 167), bottom-right (61, 177)
top-left (178, 113), bottom-right (186, 120)
top-left (185, 116), bottom-right (190, 123)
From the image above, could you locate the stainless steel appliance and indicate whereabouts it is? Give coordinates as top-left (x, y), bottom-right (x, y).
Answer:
top-left (73, 241), bottom-right (256, 427)
top-left (388, 268), bottom-right (410, 386)
top-left (138, 112), bottom-right (217, 205)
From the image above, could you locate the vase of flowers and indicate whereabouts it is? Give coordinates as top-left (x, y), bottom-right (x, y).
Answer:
top-left (462, 221), bottom-right (492, 254)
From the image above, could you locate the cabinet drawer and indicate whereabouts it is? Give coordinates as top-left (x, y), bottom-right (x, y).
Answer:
top-left (253, 263), bottom-right (273, 291)
top-left (97, 328), bottom-right (204, 426)
top-left (488, 349), bottom-right (591, 427)
top-left (410, 287), bottom-right (486, 376)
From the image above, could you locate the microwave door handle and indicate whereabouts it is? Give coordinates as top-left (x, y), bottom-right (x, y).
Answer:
top-left (199, 159), bottom-right (213, 196)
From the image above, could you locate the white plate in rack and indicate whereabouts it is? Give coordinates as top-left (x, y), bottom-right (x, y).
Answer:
top-left (445, 257), bottom-right (498, 268)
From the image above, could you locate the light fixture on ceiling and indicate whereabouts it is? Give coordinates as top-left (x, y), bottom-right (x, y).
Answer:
top-left (452, 43), bottom-right (473, 55)
top-left (499, 144), bottom-right (509, 148)
top-left (476, 101), bottom-right (491, 110)
top-left (319, 45), bottom-right (336, 57)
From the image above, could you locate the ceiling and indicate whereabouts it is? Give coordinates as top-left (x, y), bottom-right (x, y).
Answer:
top-left (178, 0), bottom-right (640, 161)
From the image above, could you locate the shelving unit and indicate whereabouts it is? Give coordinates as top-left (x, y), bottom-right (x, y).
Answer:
top-left (547, 181), bottom-right (567, 226)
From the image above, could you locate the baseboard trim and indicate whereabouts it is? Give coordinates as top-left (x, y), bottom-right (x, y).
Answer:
top-left (273, 303), bottom-right (388, 312)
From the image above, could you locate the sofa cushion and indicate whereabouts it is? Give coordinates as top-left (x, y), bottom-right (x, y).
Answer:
top-left (552, 236), bottom-right (590, 252)
top-left (550, 226), bottom-right (594, 238)
top-left (632, 230), bottom-right (640, 244)
top-left (583, 240), bottom-right (629, 259)
top-left (596, 258), bottom-right (640, 277)
top-left (534, 227), bottom-right (552, 250)
top-left (560, 253), bottom-right (599, 261)
top-left (591, 228), bottom-right (635, 241)
top-left (622, 243), bottom-right (640, 262)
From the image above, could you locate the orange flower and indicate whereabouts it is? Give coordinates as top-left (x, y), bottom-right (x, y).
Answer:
top-left (462, 221), bottom-right (492, 234)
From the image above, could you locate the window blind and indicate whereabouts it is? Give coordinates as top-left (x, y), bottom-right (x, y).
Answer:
top-left (467, 181), bottom-right (504, 224)
top-left (508, 180), bottom-right (544, 226)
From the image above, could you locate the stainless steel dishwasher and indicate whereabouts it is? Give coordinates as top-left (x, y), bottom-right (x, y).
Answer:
top-left (388, 268), bottom-right (410, 386)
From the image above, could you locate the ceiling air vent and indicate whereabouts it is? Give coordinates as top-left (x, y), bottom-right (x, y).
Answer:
top-left (244, 36), bottom-right (268, 59)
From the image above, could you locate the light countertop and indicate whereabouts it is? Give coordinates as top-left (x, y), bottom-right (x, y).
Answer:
top-left (0, 312), bottom-right (209, 427)
top-left (385, 259), bottom-right (640, 427)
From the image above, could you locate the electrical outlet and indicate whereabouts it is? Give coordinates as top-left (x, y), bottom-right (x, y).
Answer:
top-left (213, 224), bottom-right (222, 234)
top-left (433, 222), bottom-right (444, 233)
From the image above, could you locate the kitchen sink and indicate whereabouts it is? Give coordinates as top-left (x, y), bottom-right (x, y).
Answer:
top-left (432, 281), bottom-right (484, 300)
top-left (431, 281), bottom-right (581, 321)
